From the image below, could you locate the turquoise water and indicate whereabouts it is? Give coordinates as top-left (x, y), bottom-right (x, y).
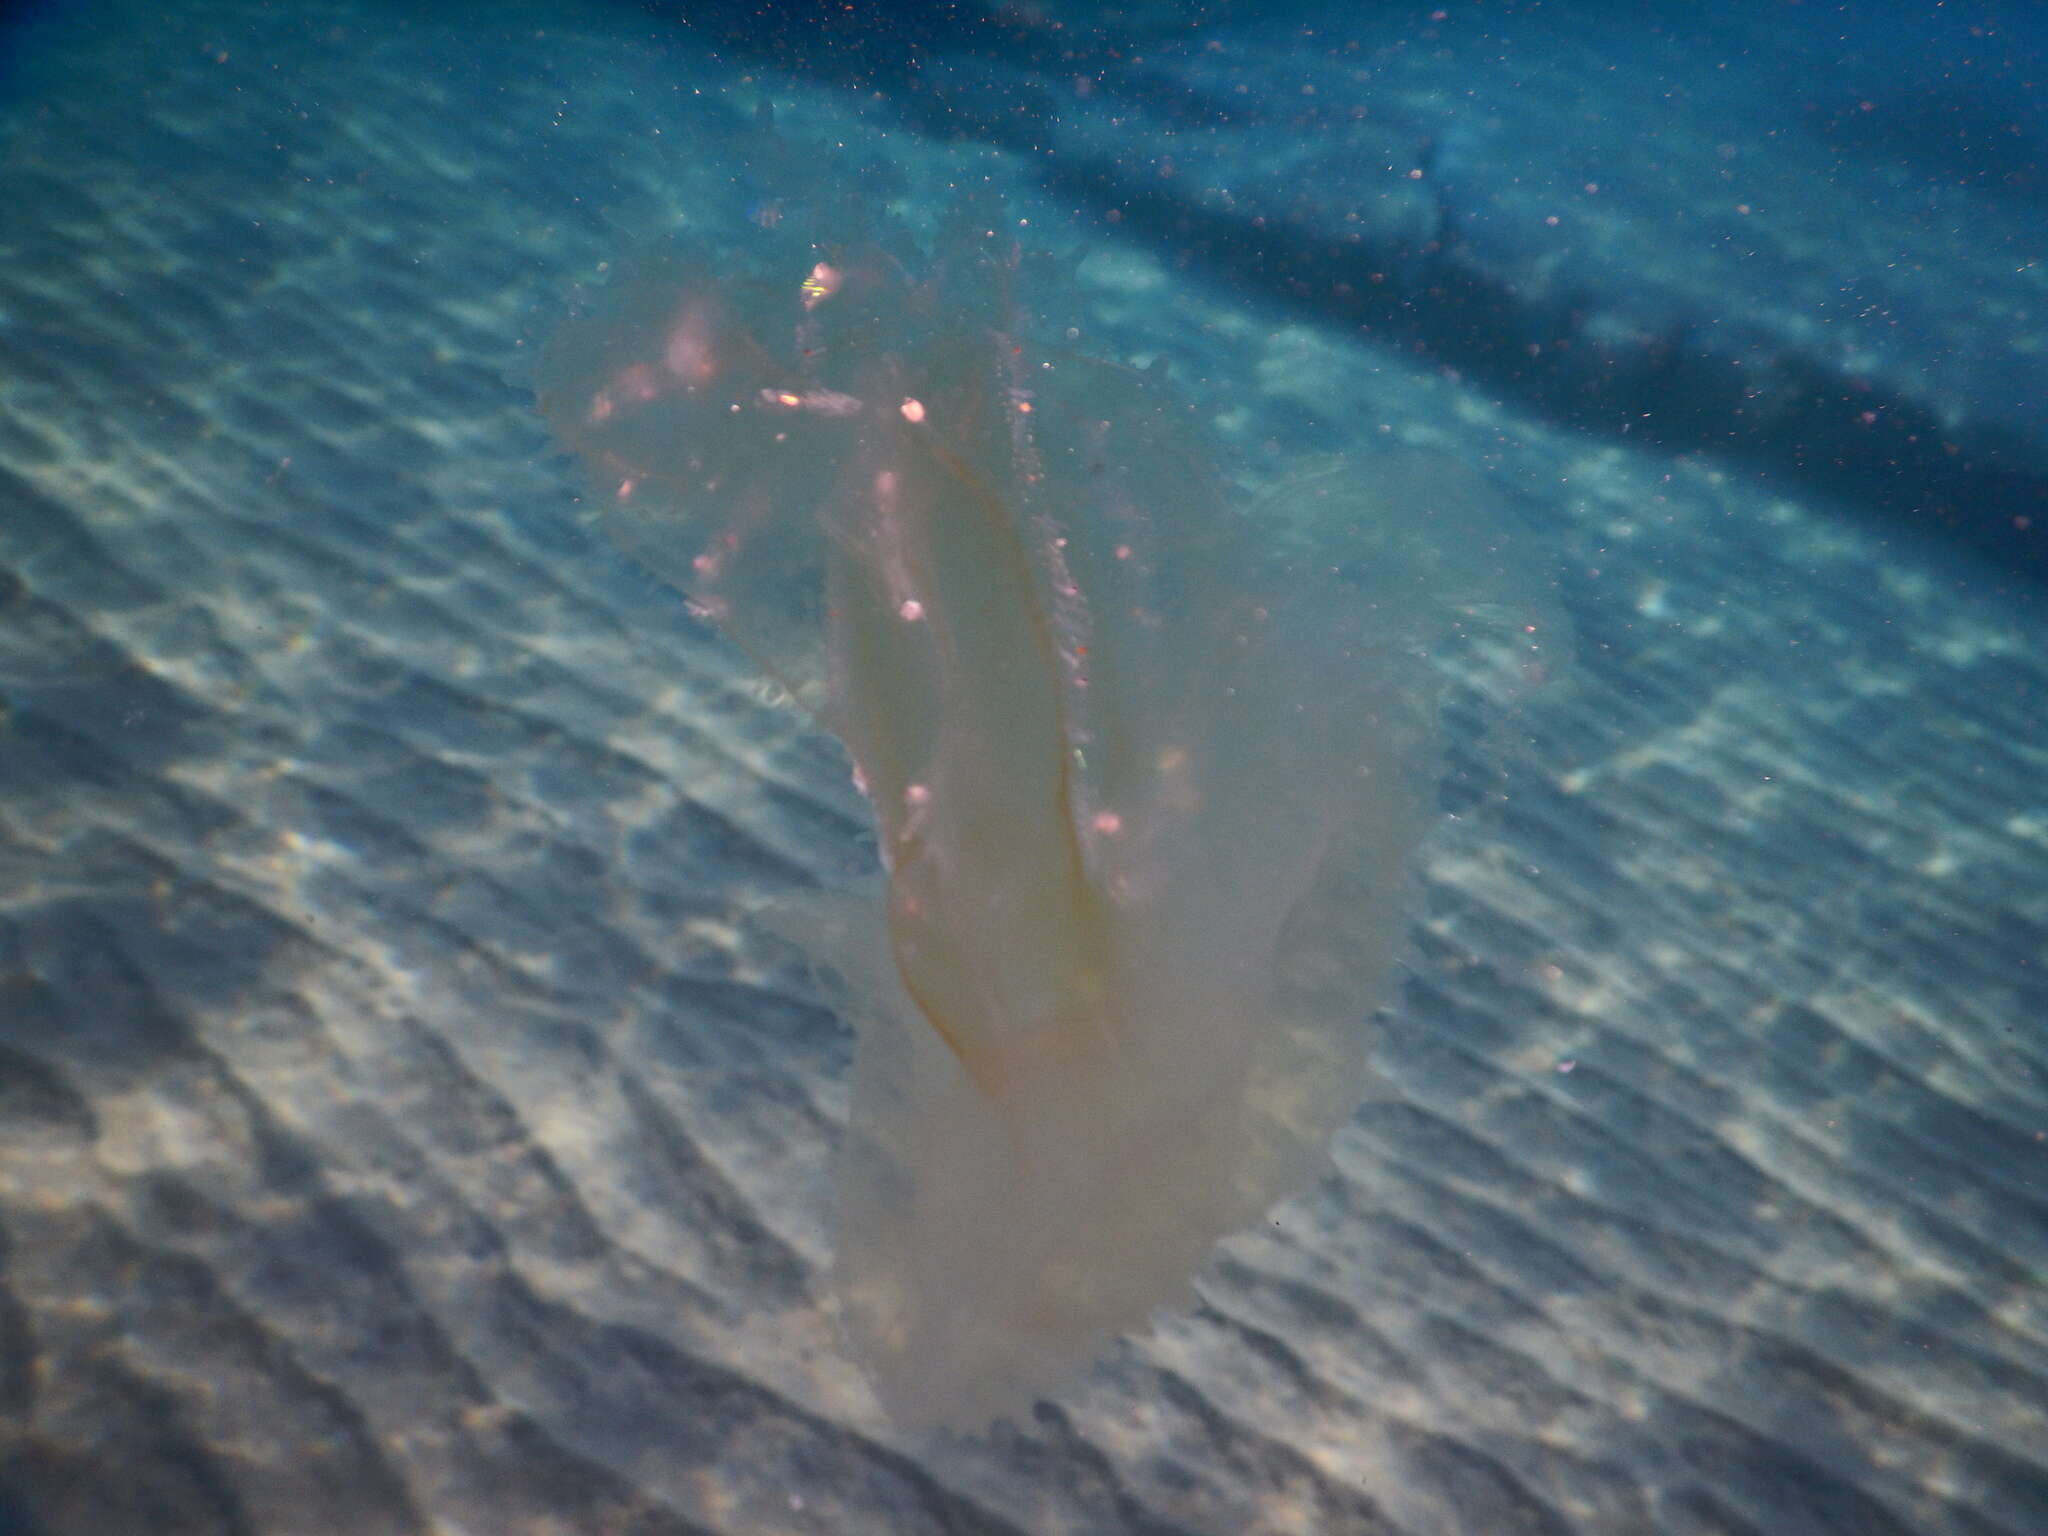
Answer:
top-left (0, 2), bottom-right (2042, 1532)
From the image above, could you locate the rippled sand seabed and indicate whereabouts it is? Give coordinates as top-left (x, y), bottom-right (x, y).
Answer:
top-left (0, 3), bottom-right (2043, 1533)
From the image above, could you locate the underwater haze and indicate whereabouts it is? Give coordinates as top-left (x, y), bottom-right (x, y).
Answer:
top-left (0, 1), bottom-right (2044, 1532)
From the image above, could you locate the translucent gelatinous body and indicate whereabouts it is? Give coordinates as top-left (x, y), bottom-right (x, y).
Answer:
top-left (539, 210), bottom-right (1565, 1426)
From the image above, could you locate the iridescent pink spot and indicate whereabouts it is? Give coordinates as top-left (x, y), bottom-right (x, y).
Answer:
top-left (904, 783), bottom-right (932, 808)
top-left (801, 262), bottom-right (841, 311)
top-left (898, 599), bottom-right (925, 622)
top-left (1091, 810), bottom-right (1123, 835)
top-left (899, 397), bottom-right (927, 423)
top-left (616, 362), bottom-right (661, 403)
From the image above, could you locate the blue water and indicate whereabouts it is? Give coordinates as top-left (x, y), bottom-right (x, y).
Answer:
top-left (0, 2), bottom-right (2042, 1532)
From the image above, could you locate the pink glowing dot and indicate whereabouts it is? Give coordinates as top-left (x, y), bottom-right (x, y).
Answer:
top-left (904, 783), bottom-right (932, 807)
top-left (900, 397), bottom-right (927, 423)
top-left (1092, 810), bottom-right (1123, 835)
top-left (898, 598), bottom-right (925, 622)
top-left (1114, 543), bottom-right (1132, 560)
